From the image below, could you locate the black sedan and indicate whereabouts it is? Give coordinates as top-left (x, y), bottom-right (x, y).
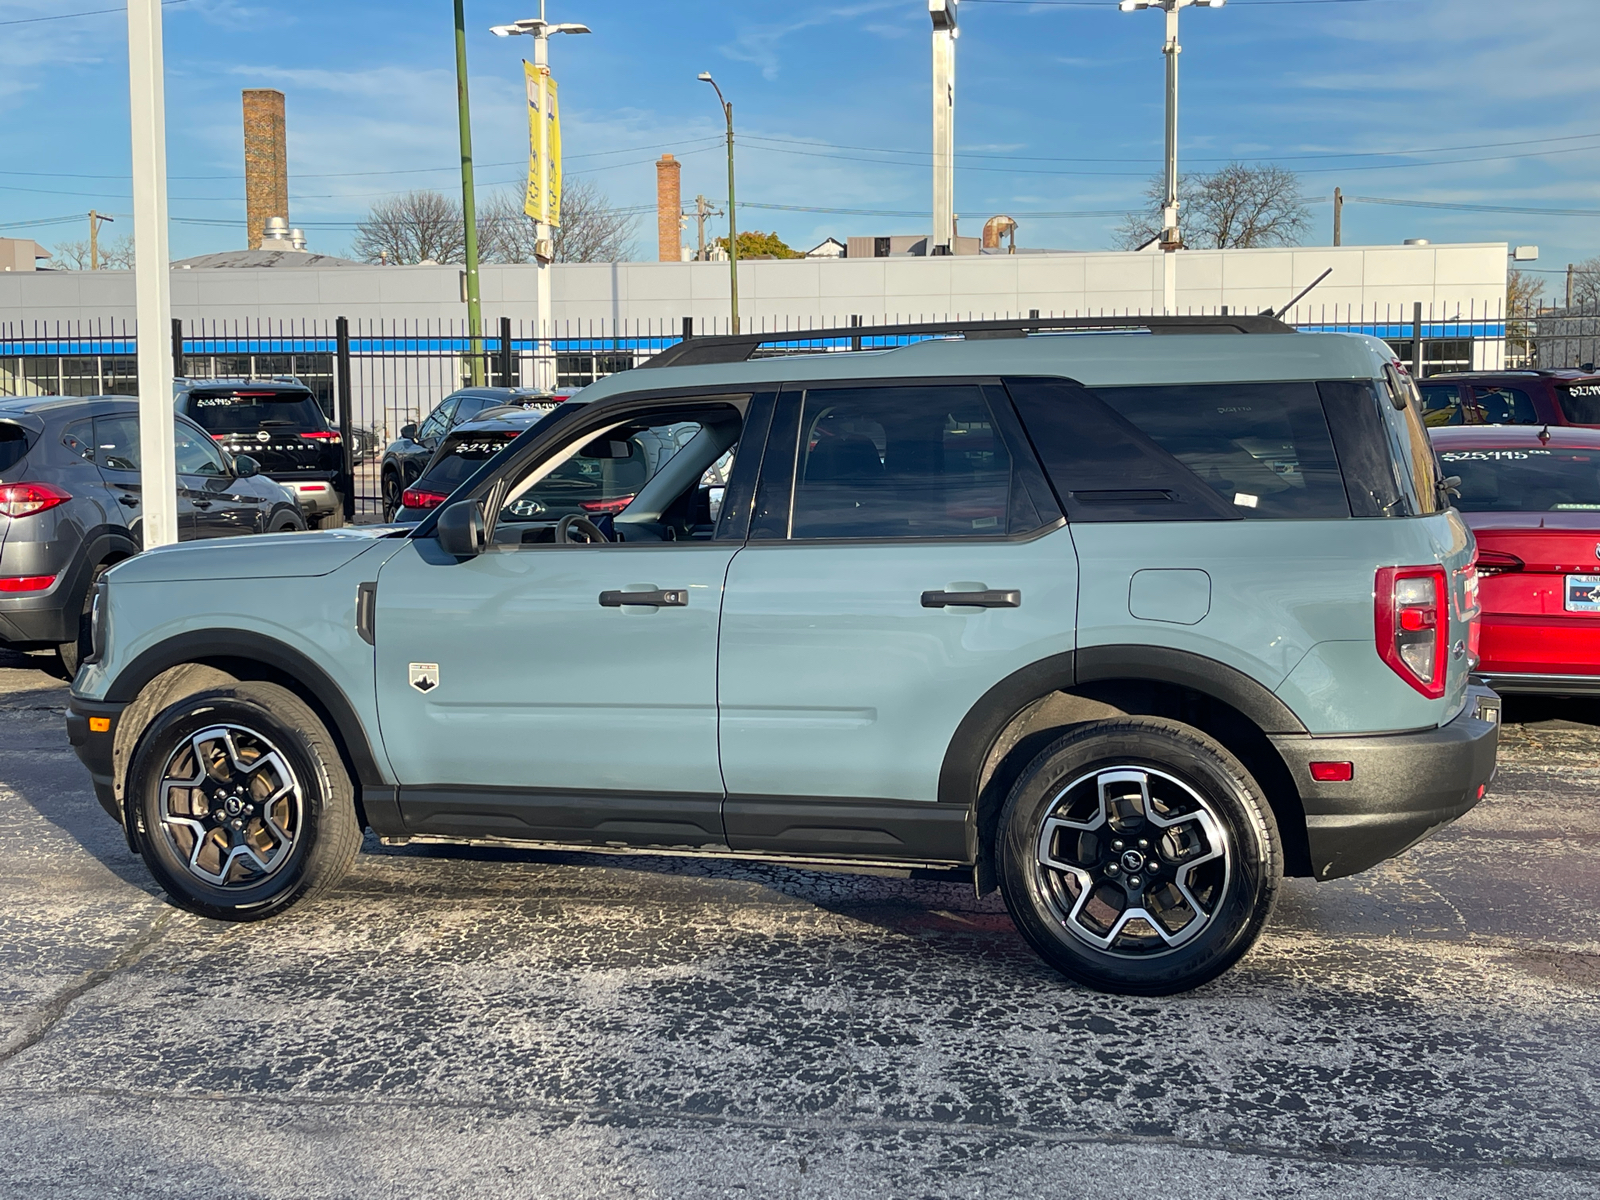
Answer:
top-left (379, 387), bottom-right (554, 518)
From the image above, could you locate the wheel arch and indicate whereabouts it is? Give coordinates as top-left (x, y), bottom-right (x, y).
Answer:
top-left (106, 630), bottom-right (389, 831)
top-left (941, 645), bottom-right (1312, 890)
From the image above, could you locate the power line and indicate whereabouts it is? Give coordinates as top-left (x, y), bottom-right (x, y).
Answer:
top-left (1350, 195), bottom-right (1600, 217)
top-left (0, 0), bottom-right (191, 28)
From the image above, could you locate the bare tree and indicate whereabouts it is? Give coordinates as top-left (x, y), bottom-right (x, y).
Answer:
top-left (551, 178), bottom-right (638, 263)
top-left (352, 190), bottom-right (465, 264)
top-left (1117, 163), bottom-right (1309, 251)
top-left (46, 235), bottom-right (134, 270)
top-left (1567, 256), bottom-right (1600, 309)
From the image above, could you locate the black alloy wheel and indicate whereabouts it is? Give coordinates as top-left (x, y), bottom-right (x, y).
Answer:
top-left (127, 681), bottom-right (361, 921)
top-left (381, 470), bottom-right (402, 521)
top-left (997, 717), bottom-right (1280, 995)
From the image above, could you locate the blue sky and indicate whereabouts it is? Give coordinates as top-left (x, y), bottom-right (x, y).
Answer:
top-left (2, 0), bottom-right (1598, 294)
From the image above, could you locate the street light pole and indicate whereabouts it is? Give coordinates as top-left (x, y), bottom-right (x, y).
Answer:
top-left (699, 72), bottom-right (738, 335)
top-left (492, 7), bottom-right (591, 389)
top-left (126, 0), bottom-right (178, 548)
top-left (1119, 0), bottom-right (1224, 314)
top-left (454, 0), bottom-right (485, 386)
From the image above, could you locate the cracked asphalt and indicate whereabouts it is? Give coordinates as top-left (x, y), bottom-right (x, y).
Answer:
top-left (0, 648), bottom-right (1596, 1199)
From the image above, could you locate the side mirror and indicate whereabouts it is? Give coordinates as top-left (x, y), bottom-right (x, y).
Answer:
top-left (399, 423), bottom-right (418, 442)
top-left (232, 453), bottom-right (260, 479)
top-left (435, 498), bottom-right (486, 558)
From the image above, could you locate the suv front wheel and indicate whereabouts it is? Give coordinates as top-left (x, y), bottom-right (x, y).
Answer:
top-left (126, 681), bottom-right (361, 921)
top-left (998, 717), bottom-right (1281, 995)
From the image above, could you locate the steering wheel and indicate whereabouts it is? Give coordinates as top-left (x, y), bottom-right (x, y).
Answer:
top-left (555, 514), bottom-right (610, 544)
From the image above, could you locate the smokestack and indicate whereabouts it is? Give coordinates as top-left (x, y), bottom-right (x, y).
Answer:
top-left (242, 89), bottom-right (288, 251)
top-left (656, 154), bottom-right (682, 263)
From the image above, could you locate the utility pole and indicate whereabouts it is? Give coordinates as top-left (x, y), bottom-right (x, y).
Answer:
top-left (930, 0), bottom-right (957, 255)
top-left (691, 194), bottom-right (721, 261)
top-left (454, 0), bottom-right (484, 386)
top-left (1332, 187), bottom-right (1343, 247)
top-left (699, 72), bottom-right (739, 333)
top-left (126, 0), bottom-right (178, 548)
top-left (1568, 263), bottom-right (1575, 310)
top-left (1120, 0), bottom-right (1224, 314)
top-left (88, 210), bottom-right (114, 270)
top-left (491, 7), bottom-right (591, 390)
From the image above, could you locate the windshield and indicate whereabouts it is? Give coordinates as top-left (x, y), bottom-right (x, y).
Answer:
top-left (1437, 445), bottom-right (1600, 512)
top-left (419, 429), bottom-right (526, 492)
top-left (187, 390), bottom-right (325, 434)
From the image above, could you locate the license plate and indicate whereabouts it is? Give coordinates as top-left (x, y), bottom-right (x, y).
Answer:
top-left (1566, 574), bottom-right (1600, 612)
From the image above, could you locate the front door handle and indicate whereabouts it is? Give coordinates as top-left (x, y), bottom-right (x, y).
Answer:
top-left (921, 589), bottom-right (1021, 608)
top-left (599, 588), bottom-right (689, 608)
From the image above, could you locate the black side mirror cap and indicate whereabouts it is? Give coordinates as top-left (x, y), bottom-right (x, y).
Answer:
top-left (233, 454), bottom-right (260, 478)
top-left (435, 498), bottom-right (486, 558)
top-left (399, 423), bottom-right (418, 441)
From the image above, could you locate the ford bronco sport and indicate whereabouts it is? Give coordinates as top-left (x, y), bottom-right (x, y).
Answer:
top-left (66, 316), bottom-right (1500, 995)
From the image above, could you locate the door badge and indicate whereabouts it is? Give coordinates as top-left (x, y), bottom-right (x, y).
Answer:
top-left (408, 663), bottom-right (440, 694)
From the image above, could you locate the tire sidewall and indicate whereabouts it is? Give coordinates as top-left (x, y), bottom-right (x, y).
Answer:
top-left (130, 689), bottom-right (339, 920)
top-left (999, 721), bottom-right (1279, 995)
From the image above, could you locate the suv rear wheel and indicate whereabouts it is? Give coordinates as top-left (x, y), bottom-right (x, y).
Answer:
top-left (126, 681), bottom-right (361, 921)
top-left (997, 717), bottom-right (1280, 995)
top-left (56, 561), bottom-right (110, 677)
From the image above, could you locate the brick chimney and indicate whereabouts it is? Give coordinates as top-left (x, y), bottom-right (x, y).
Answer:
top-left (656, 154), bottom-right (682, 262)
top-left (242, 89), bottom-right (288, 250)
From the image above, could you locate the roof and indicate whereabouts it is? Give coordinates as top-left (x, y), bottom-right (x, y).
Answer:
top-left (171, 249), bottom-right (361, 269)
top-left (1429, 369), bottom-right (1600, 382)
top-left (574, 329), bottom-right (1393, 404)
top-left (1429, 425), bottom-right (1600, 446)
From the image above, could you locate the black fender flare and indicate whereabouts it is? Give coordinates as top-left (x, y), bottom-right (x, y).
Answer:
top-left (105, 629), bottom-right (388, 789)
top-left (937, 644), bottom-right (1305, 811)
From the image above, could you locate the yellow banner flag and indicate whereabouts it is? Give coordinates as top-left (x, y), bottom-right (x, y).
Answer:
top-left (523, 62), bottom-right (562, 228)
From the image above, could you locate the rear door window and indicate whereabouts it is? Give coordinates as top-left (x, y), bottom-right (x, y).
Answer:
top-left (1093, 382), bottom-right (1350, 519)
top-left (1471, 386), bottom-right (1538, 425)
top-left (186, 390), bottom-right (325, 435)
top-left (1419, 383), bottom-right (1482, 426)
top-left (1557, 382), bottom-right (1600, 425)
top-left (786, 385), bottom-right (1021, 539)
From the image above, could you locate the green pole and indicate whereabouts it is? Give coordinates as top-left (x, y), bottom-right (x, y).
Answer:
top-left (454, 0), bottom-right (484, 385)
top-left (724, 100), bottom-right (739, 335)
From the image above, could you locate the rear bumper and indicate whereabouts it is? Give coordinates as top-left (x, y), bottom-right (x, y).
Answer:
top-left (278, 478), bottom-right (342, 515)
top-left (65, 694), bottom-right (125, 822)
top-left (1270, 685), bottom-right (1501, 881)
top-left (1478, 611), bottom-right (1600, 678)
top-left (1476, 670), bottom-right (1600, 696)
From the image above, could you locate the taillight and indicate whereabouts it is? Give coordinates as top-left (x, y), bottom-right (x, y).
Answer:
top-left (0, 575), bottom-right (56, 593)
top-left (0, 482), bottom-right (71, 518)
top-left (1376, 566), bottom-right (1448, 698)
top-left (579, 494), bottom-right (635, 514)
top-left (401, 488), bottom-right (448, 510)
top-left (299, 431), bottom-right (342, 443)
top-left (1474, 550), bottom-right (1523, 577)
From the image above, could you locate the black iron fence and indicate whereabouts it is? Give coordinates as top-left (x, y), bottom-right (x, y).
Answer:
top-left (6, 301), bottom-right (1591, 516)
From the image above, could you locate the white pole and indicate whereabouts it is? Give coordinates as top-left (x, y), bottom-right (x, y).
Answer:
top-left (127, 0), bottom-right (178, 547)
top-left (1162, 1), bottom-right (1180, 315)
top-left (930, 3), bottom-right (957, 254)
top-left (535, 27), bottom-right (553, 390)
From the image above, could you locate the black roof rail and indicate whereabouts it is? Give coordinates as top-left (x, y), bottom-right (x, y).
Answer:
top-left (642, 313), bottom-right (1294, 371)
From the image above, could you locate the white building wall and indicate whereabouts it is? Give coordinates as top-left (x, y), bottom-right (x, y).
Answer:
top-left (0, 243), bottom-right (1509, 329)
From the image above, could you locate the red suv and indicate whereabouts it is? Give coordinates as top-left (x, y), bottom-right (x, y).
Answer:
top-left (1431, 424), bottom-right (1600, 695)
top-left (1419, 370), bottom-right (1600, 428)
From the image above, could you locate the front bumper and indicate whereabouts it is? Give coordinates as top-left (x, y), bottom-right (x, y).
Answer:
top-left (65, 695), bottom-right (125, 822)
top-left (1270, 684), bottom-right (1501, 881)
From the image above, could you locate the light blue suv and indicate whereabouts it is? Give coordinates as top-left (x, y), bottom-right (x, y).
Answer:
top-left (66, 316), bottom-right (1501, 995)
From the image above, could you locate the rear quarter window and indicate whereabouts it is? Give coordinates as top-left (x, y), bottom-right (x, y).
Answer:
top-left (1558, 383), bottom-right (1600, 425)
top-left (0, 422), bottom-right (32, 471)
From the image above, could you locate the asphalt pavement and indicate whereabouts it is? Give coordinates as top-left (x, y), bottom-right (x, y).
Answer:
top-left (0, 647), bottom-right (1595, 1199)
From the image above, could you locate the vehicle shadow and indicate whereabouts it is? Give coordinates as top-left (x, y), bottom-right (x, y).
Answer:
top-left (1500, 692), bottom-right (1600, 728)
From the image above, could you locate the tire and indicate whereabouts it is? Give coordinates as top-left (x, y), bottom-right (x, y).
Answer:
top-left (381, 470), bottom-right (402, 521)
top-left (126, 681), bottom-right (361, 921)
top-left (270, 509), bottom-right (307, 533)
top-left (997, 717), bottom-right (1281, 996)
top-left (56, 561), bottom-right (109, 677)
top-left (315, 507), bottom-right (346, 530)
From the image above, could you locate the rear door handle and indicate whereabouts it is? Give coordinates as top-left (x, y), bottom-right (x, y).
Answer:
top-left (599, 588), bottom-right (689, 608)
top-left (921, 589), bottom-right (1021, 608)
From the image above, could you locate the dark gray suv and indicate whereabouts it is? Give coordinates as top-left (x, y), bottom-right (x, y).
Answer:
top-left (0, 395), bottom-right (305, 671)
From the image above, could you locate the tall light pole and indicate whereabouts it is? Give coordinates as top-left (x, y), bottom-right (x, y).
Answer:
top-left (492, 6), bottom-right (590, 389)
top-left (1119, 0), bottom-right (1224, 314)
top-left (930, 0), bottom-right (958, 255)
top-left (454, 0), bottom-right (486, 386)
top-left (126, 0), bottom-right (178, 548)
top-left (698, 72), bottom-right (739, 335)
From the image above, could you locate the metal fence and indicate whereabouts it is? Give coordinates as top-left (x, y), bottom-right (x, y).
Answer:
top-left (7, 300), bottom-right (1595, 517)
